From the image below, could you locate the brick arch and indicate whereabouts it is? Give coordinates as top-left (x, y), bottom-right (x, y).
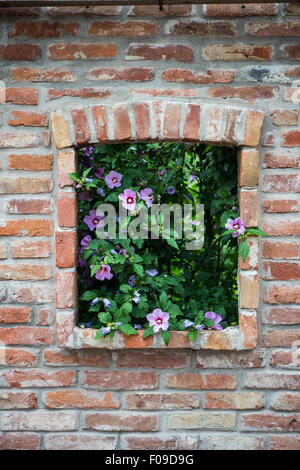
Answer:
top-left (50, 100), bottom-right (265, 352)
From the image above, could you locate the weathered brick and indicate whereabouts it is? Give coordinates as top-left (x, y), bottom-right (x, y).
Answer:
top-left (283, 44), bottom-right (300, 60)
top-left (0, 432), bottom-right (41, 451)
top-left (10, 284), bottom-right (54, 303)
top-left (48, 43), bottom-right (117, 60)
top-left (0, 264), bottom-right (52, 281)
top-left (0, 44), bottom-right (41, 61)
top-left (197, 350), bottom-right (264, 369)
top-left (261, 329), bottom-right (300, 347)
top-left (49, 6), bottom-right (119, 16)
top-left (113, 104), bottom-right (132, 141)
top-left (168, 411), bottom-right (236, 430)
top-left (239, 273), bottom-right (259, 309)
top-left (91, 105), bottom-right (108, 141)
top-left (48, 87), bottom-right (110, 100)
top-left (0, 306), bottom-right (31, 324)
top-left (271, 350), bottom-right (300, 369)
top-left (37, 308), bottom-right (54, 326)
top-left (11, 240), bottom-right (52, 259)
top-left (263, 174), bottom-right (300, 192)
top-left (263, 150), bottom-right (299, 168)
top-left (2, 348), bottom-right (38, 367)
top-left (87, 66), bottom-right (154, 81)
top-left (1, 411), bottom-right (78, 431)
top-left (203, 44), bottom-right (273, 61)
top-left (282, 130), bottom-right (300, 147)
top-left (125, 43), bottom-right (194, 62)
top-left (115, 350), bottom-right (191, 368)
top-left (262, 307), bottom-right (300, 325)
top-left (205, 106), bottom-right (224, 143)
top-left (271, 393), bottom-right (300, 411)
top-left (207, 85), bottom-right (277, 101)
top-left (6, 199), bottom-right (53, 214)
top-left (162, 68), bottom-right (235, 84)
top-left (44, 390), bottom-right (120, 409)
top-left (44, 349), bottom-right (109, 367)
top-left (184, 104), bottom-right (201, 140)
top-left (0, 242), bottom-right (7, 259)
top-left (85, 412), bottom-right (159, 431)
top-left (204, 4), bottom-right (277, 17)
top-left (5, 87), bottom-right (39, 104)
top-left (262, 200), bottom-right (298, 213)
top-left (71, 107), bottom-right (91, 144)
top-left (133, 103), bottom-right (151, 140)
top-left (0, 391), bottom-right (37, 409)
top-left (57, 191), bottom-right (77, 227)
top-left (10, 66), bottom-right (76, 83)
top-left (56, 271), bottom-right (76, 308)
top-left (270, 435), bottom-right (300, 451)
top-left (239, 149), bottom-right (259, 187)
top-left (203, 434), bottom-right (265, 450)
top-left (240, 190), bottom-right (258, 226)
top-left (122, 434), bottom-right (197, 450)
top-left (204, 392), bottom-right (264, 410)
top-left (245, 372), bottom-right (300, 390)
top-left (246, 21), bottom-right (300, 37)
top-left (50, 110), bottom-right (72, 149)
top-left (169, 20), bottom-right (236, 37)
top-left (271, 109), bottom-right (298, 126)
top-left (44, 433), bottom-right (116, 450)
top-left (0, 177), bottom-right (52, 194)
top-left (9, 21), bottom-right (79, 38)
top-left (8, 153), bottom-right (53, 171)
top-left (0, 327), bottom-right (53, 345)
top-left (244, 110), bottom-right (265, 146)
top-left (56, 231), bottom-right (76, 268)
top-left (8, 110), bottom-right (48, 127)
top-left (241, 413), bottom-right (300, 431)
top-left (1, 369), bottom-right (75, 388)
top-left (263, 242), bottom-right (299, 259)
top-left (124, 392), bottom-right (199, 410)
top-left (0, 132), bottom-right (40, 148)
top-left (264, 285), bottom-right (300, 304)
top-left (0, 219), bottom-right (53, 236)
top-left (82, 371), bottom-right (157, 390)
top-left (57, 149), bottom-right (76, 187)
top-left (0, 7), bottom-right (40, 16)
top-left (131, 88), bottom-right (197, 98)
top-left (88, 21), bottom-right (157, 36)
top-left (263, 261), bottom-right (300, 281)
top-left (165, 373), bottom-right (237, 390)
top-left (163, 103), bottom-right (182, 139)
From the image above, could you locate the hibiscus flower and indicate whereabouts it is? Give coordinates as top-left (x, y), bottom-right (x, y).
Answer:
top-left (105, 170), bottom-right (123, 189)
top-left (146, 308), bottom-right (169, 333)
top-left (118, 189), bottom-right (136, 211)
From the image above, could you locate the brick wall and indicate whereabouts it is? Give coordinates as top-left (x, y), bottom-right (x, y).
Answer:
top-left (0, 4), bottom-right (299, 450)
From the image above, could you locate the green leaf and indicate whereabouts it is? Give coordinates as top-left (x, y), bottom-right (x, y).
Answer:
top-left (133, 263), bottom-right (144, 277)
top-left (118, 301), bottom-right (133, 316)
top-left (221, 229), bottom-right (235, 237)
top-left (90, 264), bottom-right (101, 277)
top-left (94, 329), bottom-right (103, 340)
top-left (98, 311), bottom-right (112, 324)
top-left (166, 238), bottom-right (179, 250)
top-left (81, 249), bottom-right (93, 260)
top-left (161, 330), bottom-right (171, 346)
top-left (109, 330), bottom-right (115, 343)
top-left (159, 291), bottom-right (168, 310)
top-left (118, 324), bottom-right (139, 336)
top-left (239, 239), bottom-right (250, 263)
top-left (246, 228), bottom-right (269, 237)
top-left (80, 290), bottom-right (99, 301)
top-left (120, 284), bottom-right (131, 293)
top-left (187, 329), bottom-right (198, 343)
top-left (143, 326), bottom-right (154, 339)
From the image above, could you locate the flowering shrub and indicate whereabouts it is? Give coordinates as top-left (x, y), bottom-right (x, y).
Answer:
top-left (71, 143), bottom-right (265, 346)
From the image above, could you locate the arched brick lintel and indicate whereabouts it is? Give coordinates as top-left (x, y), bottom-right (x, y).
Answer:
top-left (51, 100), bottom-right (264, 351)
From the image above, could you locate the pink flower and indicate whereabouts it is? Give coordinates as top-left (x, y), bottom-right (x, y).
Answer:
top-left (225, 217), bottom-right (245, 238)
top-left (84, 210), bottom-right (105, 231)
top-left (139, 187), bottom-right (154, 208)
top-left (146, 308), bottom-right (169, 333)
top-left (118, 189), bottom-right (136, 211)
top-left (95, 264), bottom-right (113, 281)
top-left (105, 170), bottom-right (123, 189)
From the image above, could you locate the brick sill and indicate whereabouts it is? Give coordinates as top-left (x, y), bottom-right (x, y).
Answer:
top-left (64, 323), bottom-right (256, 351)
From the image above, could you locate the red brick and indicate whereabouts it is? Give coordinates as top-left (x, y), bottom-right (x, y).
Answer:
top-left (0, 327), bottom-right (53, 345)
top-left (162, 68), bottom-right (235, 84)
top-left (245, 372), bottom-right (300, 390)
top-left (0, 391), bottom-right (37, 409)
top-left (44, 434), bottom-right (116, 450)
top-left (88, 21), bottom-right (157, 36)
top-left (282, 130), bottom-right (300, 147)
top-left (152, 101), bottom-right (163, 136)
top-left (203, 44), bottom-right (273, 61)
top-left (169, 20), bottom-right (236, 37)
top-left (239, 148), bottom-right (259, 187)
top-left (10, 66), bottom-right (76, 83)
top-left (263, 150), bottom-right (299, 168)
top-left (264, 285), bottom-right (300, 304)
top-left (56, 271), bottom-right (76, 308)
top-left (163, 103), bottom-right (182, 140)
top-left (1, 369), bottom-right (75, 388)
top-left (262, 307), bottom-right (300, 325)
top-left (204, 4), bottom-right (277, 17)
top-left (271, 351), bottom-right (300, 368)
top-left (246, 21), bottom-right (300, 37)
top-left (124, 392), bottom-right (199, 410)
top-left (130, 5), bottom-right (192, 17)
top-left (204, 392), bottom-right (264, 410)
top-left (263, 174), bottom-right (300, 192)
top-left (0, 264), bottom-right (52, 281)
top-left (82, 371), bottom-right (157, 390)
top-left (0, 219), bottom-right (53, 237)
top-left (57, 191), bottom-right (77, 227)
top-left (271, 109), bottom-right (298, 126)
top-left (113, 104), bottom-right (132, 141)
top-left (49, 6), bottom-right (119, 16)
top-left (244, 110), bottom-right (265, 146)
top-left (1, 411), bottom-right (78, 431)
top-left (0, 132), bottom-right (40, 148)
top-left (43, 130), bottom-right (51, 147)
top-left (224, 108), bottom-right (242, 145)
top-left (263, 261), bottom-right (300, 281)
top-left (242, 413), bottom-right (300, 431)
top-left (205, 106), bottom-right (224, 143)
top-left (207, 85), bottom-right (277, 101)
top-left (71, 107), bottom-right (91, 144)
top-left (263, 219), bottom-right (300, 236)
top-left (48, 87), bottom-right (110, 100)
top-left (0, 306), bottom-right (31, 323)
top-left (270, 435), bottom-right (300, 451)
top-left (48, 43), bottom-right (117, 60)
top-left (282, 44), bottom-right (300, 60)
top-left (44, 349), bottom-right (109, 367)
top-left (0, 7), bottom-right (40, 16)
top-left (87, 67), bottom-right (154, 81)
top-left (165, 373), bottom-right (237, 390)
top-left (37, 308), bottom-right (54, 326)
top-left (5, 87), bottom-right (39, 104)
top-left (285, 4), bottom-right (300, 15)
top-left (239, 238), bottom-right (259, 270)
top-left (84, 412), bottom-right (159, 431)
top-left (272, 393), bottom-right (300, 411)
top-left (8, 153), bottom-right (53, 171)
top-left (203, 434), bottom-right (265, 450)
top-left (263, 241), bottom-right (299, 259)
top-left (56, 231), bottom-right (76, 268)
top-left (3, 348), bottom-right (38, 367)
top-left (6, 199), bottom-right (53, 214)
top-left (261, 330), bottom-right (300, 347)
top-left (57, 150), bottom-right (76, 188)
top-left (8, 110), bottom-right (48, 127)
top-left (11, 240), bottom-right (53, 259)
top-left (0, 177), bottom-right (52, 194)
top-left (115, 350), bottom-right (191, 368)
top-left (125, 43), bottom-right (194, 62)
top-left (0, 44), bottom-right (41, 61)
top-left (239, 190), bottom-right (258, 226)
top-left (262, 199), bottom-right (298, 213)
top-left (50, 109), bottom-right (72, 149)
top-left (184, 104), bottom-right (201, 140)
top-left (10, 284), bottom-right (54, 304)
top-left (131, 88), bottom-right (197, 98)
top-left (262, 132), bottom-right (275, 147)
top-left (133, 103), bottom-right (151, 140)
top-left (0, 433), bottom-right (41, 451)
top-left (45, 390), bottom-right (120, 409)
top-left (92, 105), bottom-right (108, 141)
top-left (197, 351), bottom-right (264, 370)
top-left (9, 21), bottom-right (79, 38)
top-left (56, 308), bottom-right (73, 348)
top-left (123, 434), bottom-right (197, 450)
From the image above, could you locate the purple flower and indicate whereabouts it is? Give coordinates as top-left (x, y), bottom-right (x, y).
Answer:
top-left (182, 320), bottom-right (194, 328)
top-left (119, 189), bottom-right (136, 211)
top-left (146, 308), bottom-right (169, 333)
top-left (195, 324), bottom-right (204, 331)
top-left (204, 311), bottom-right (223, 330)
top-left (94, 167), bottom-right (104, 179)
top-left (119, 248), bottom-right (128, 256)
top-left (188, 174), bottom-right (197, 185)
top-left (76, 184), bottom-right (82, 189)
top-left (77, 247), bottom-right (86, 268)
top-left (139, 188), bottom-right (154, 208)
top-left (84, 210), bottom-right (105, 231)
top-left (95, 264), bottom-right (113, 281)
top-left (115, 322), bottom-right (122, 327)
top-left (225, 217), bottom-right (245, 238)
top-left (134, 324), bottom-right (142, 330)
top-left (103, 298), bottom-right (111, 307)
top-left (105, 170), bottom-right (123, 189)
top-left (81, 234), bottom-right (91, 248)
top-left (79, 191), bottom-right (93, 201)
top-left (157, 168), bottom-right (167, 180)
top-left (85, 177), bottom-right (93, 183)
top-left (92, 297), bottom-right (100, 306)
top-left (146, 269), bottom-right (158, 277)
top-left (84, 146), bottom-right (94, 157)
top-left (128, 275), bottom-right (136, 287)
top-left (132, 291), bottom-right (140, 304)
top-left (167, 186), bottom-right (175, 195)
top-left (101, 326), bottom-right (111, 335)
top-left (232, 206), bottom-right (237, 212)
top-left (97, 188), bottom-right (105, 197)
